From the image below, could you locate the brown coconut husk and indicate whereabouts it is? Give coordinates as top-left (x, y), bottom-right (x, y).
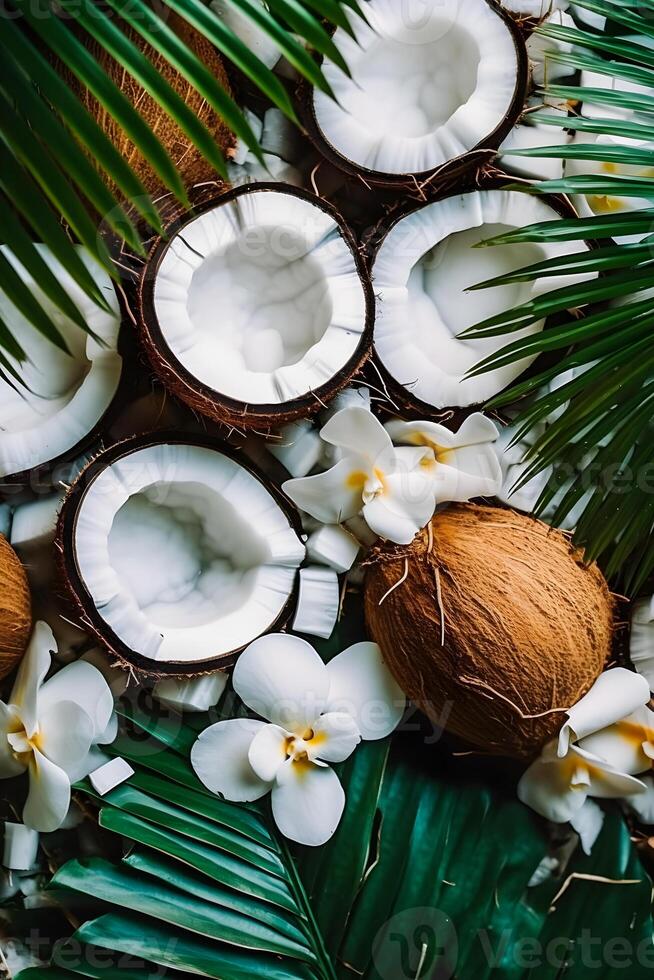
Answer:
top-left (365, 504), bottom-right (614, 760)
top-left (63, 12), bottom-right (235, 203)
top-left (0, 535), bottom-right (32, 680)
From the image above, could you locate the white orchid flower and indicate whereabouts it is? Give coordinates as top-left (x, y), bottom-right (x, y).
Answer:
top-left (0, 622), bottom-right (116, 832)
top-left (283, 407), bottom-right (436, 545)
top-left (518, 668), bottom-right (652, 843)
top-left (385, 413), bottom-right (502, 506)
top-left (191, 633), bottom-right (405, 846)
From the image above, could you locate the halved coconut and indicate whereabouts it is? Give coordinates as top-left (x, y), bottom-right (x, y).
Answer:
top-left (371, 188), bottom-right (591, 412)
top-left (307, 0), bottom-right (527, 184)
top-left (139, 184), bottom-right (373, 431)
top-left (57, 433), bottom-right (306, 675)
top-left (0, 246), bottom-right (123, 483)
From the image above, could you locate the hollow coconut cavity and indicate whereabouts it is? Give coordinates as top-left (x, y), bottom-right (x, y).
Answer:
top-left (309, 0), bottom-right (527, 182)
top-left (372, 189), bottom-right (592, 412)
top-left (0, 245), bottom-right (123, 482)
top-left (57, 434), bottom-right (306, 675)
top-left (140, 184), bottom-right (373, 431)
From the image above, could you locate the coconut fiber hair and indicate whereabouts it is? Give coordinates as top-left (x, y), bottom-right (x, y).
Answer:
top-left (365, 504), bottom-right (614, 759)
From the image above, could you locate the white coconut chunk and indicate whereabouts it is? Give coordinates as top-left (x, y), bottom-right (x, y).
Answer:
top-left (0, 503), bottom-right (10, 538)
top-left (0, 245), bottom-right (122, 479)
top-left (154, 672), bottom-right (228, 712)
top-left (268, 421), bottom-right (323, 477)
top-left (344, 515), bottom-right (379, 548)
top-left (3, 823), bottom-right (39, 871)
top-left (312, 0), bottom-right (521, 176)
top-left (500, 105), bottom-right (571, 181)
top-left (72, 441), bottom-right (305, 665)
top-left (89, 757), bottom-right (135, 796)
top-left (10, 492), bottom-right (63, 553)
top-left (325, 386), bottom-right (371, 418)
top-left (292, 565), bottom-right (340, 639)
top-left (526, 10), bottom-right (576, 86)
top-left (152, 189), bottom-right (367, 406)
top-left (373, 190), bottom-right (592, 409)
top-left (306, 524), bottom-right (360, 573)
top-left (209, 0), bottom-right (280, 69)
top-left (501, 0), bottom-right (567, 16)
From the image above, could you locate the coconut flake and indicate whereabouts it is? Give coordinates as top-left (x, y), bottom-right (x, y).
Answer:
top-left (154, 672), bottom-right (228, 712)
top-left (89, 757), bottom-right (135, 796)
top-left (71, 441), bottom-right (305, 665)
top-left (306, 524), bottom-right (360, 573)
top-left (313, 0), bottom-right (521, 176)
top-left (292, 565), bottom-right (340, 639)
top-left (151, 188), bottom-right (368, 408)
top-left (268, 421), bottom-right (323, 477)
top-left (3, 824), bottom-right (39, 871)
top-left (0, 245), bottom-right (122, 479)
top-left (373, 190), bottom-right (593, 409)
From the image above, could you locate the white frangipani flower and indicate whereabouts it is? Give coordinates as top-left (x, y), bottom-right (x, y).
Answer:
top-left (283, 408), bottom-right (502, 546)
top-left (0, 622), bottom-right (116, 832)
top-left (384, 413), bottom-right (502, 506)
top-left (518, 668), bottom-right (652, 848)
top-left (191, 633), bottom-right (405, 846)
top-left (283, 407), bottom-right (436, 545)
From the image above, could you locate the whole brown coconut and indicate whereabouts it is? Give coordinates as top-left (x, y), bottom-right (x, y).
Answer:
top-left (64, 13), bottom-right (235, 201)
top-left (0, 535), bottom-right (32, 680)
top-left (365, 504), bottom-right (614, 759)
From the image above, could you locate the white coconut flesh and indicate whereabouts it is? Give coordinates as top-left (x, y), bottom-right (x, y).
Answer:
top-left (72, 442), bottom-right (306, 664)
top-left (373, 190), bottom-right (591, 408)
top-left (312, 0), bottom-right (520, 175)
top-left (0, 245), bottom-right (122, 478)
top-left (152, 189), bottom-right (367, 406)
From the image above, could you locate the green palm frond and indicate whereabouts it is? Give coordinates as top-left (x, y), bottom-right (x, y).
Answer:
top-left (10, 610), bottom-right (654, 980)
top-left (469, 0), bottom-right (654, 594)
top-left (0, 0), bottom-right (359, 372)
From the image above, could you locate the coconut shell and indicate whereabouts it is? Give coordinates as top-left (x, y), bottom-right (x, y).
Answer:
top-left (365, 504), bottom-right (614, 759)
top-left (138, 184), bottom-right (375, 433)
top-left (64, 12), bottom-right (235, 202)
top-left (0, 535), bottom-right (32, 680)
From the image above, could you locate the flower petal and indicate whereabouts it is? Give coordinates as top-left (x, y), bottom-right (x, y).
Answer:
top-left (321, 407), bottom-right (394, 471)
top-left (271, 758), bottom-right (345, 845)
top-left (363, 468), bottom-right (435, 545)
top-left (191, 718), bottom-right (271, 803)
top-left (576, 745), bottom-right (649, 800)
top-left (38, 700), bottom-right (95, 777)
top-left (558, 668), bottom-right (651, 756)
top-left (10, 622), bottom-right (55, 737)
top-left (23, 749), bottom-right (71, 832)
top-left (309, 712), bottom-right (361, 763)
top-left (517, 750), bottom-right (589, 823)
top-left (0, 703), bottom-right (26, 778)
top-left (233, 633), bottom-right (329, 731)
top-left (569, 798), bottom-right (604, 856)
top-left (624, 775), bottom-right (654, 824)
top-left (386, 413), bottom-right (498, 452)
top-left (326, 641), bottom-right (405, 740)
top-left (248, 724), bottom-right (290, 783)
top-left (577, 705), bottom-right (654, 776)
top-left (431, 446), bottom-right (502, 505)
top-left (283, 457), bottom-right (366, 525)
top-left (38, 661), bottom-right (113, 742)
